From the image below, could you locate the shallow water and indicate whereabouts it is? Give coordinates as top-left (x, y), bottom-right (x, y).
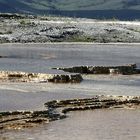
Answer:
top-left (1, 109), bottom-right (140, 140)
top-left (0, 43), bottom-right (140, 140)
top-left (0, 43), bottom-right (140, 73)
top-left (0, 74), bottom-right (140, 111)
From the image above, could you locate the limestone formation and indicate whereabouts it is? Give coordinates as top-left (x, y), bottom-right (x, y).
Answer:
top-left (0, 95), bottom-right (139, 131)
top-left (0, 64), bottom-right (138, 84)
top-left (45, 95), bottom-right (140, 114)
top-left (53, 64), bottom-right (139, 75)
top-left (0, 71), bottom-right (83, 83)
top-left (0, 110), bottom-right (65, 130)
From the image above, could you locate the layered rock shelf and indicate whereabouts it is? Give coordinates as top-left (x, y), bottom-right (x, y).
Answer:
top-left (0, 64), bottom-right (139, 83)
top-left (0, 110), bottom-right (65, 130)
top-left (0, 71), bottom-right (83, 83)
top-left (0, 95), bottom-right (140, 130)
top-left (53, 64), bottom-right (140, 75)
top-left (45, 95), bottom-right (140, 114)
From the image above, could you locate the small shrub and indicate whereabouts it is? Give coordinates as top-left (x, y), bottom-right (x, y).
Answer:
top-left (20, 20), bottom-right (26, 25)
top-left (68, 35), bottom-right (95, 42)
top-left (0, 30), bottom-right (12, 34)
top-left (19, 20), bottom-right (35, 26)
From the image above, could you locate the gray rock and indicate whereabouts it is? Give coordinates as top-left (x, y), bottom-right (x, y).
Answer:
top-left (1, 15), bottom-right (140, 43)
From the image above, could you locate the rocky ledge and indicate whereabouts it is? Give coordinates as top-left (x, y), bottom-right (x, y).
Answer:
top-left (0, 71), bottom-right (82, 83)
top-left (1, 64), bottom-right (138, 84)
top-left (0, 95), bottom-right (140, 130)
top-left (53, 63), bottom-right (140, 75)
top-left (0, 110), bottom-right (65, 130)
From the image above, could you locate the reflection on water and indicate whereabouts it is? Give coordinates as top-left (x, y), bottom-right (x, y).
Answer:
top-left (1, 109), bottom-right (140, 140)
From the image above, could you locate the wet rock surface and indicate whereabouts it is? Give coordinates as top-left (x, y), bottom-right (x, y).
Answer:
top-left (0, 110), bottom-right (64, 130)
top-left (0, 64), bottom-right (139, 84)
top-left (0, 63), bottom-right (139, 84)
top-left (0, 71), bottom-right (83, 83)
top-left (0, 95), bottom-right (140, 131)
top-left (45, 95), bottom-right (140, 114)
top-left (53, 64), bottom-right (140, 75)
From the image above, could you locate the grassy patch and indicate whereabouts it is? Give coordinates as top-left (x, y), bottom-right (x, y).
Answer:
top-left (19, 20), bottom-right (36, 26)
top-left (67, 35), bottom-right (96, 42)
top-left (0, 30), bottom-right (12, 34)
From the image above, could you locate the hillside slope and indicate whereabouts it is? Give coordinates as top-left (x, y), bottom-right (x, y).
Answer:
top-left (0, 0), bottom-right (140, 19)
top-left (1, 0), bottom-right (140, 12)
top-left (1, 15), bottom-right (140, 43)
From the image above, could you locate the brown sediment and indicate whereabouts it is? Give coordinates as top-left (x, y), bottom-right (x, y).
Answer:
top-left (0, 95), bottom-right (140, 131)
